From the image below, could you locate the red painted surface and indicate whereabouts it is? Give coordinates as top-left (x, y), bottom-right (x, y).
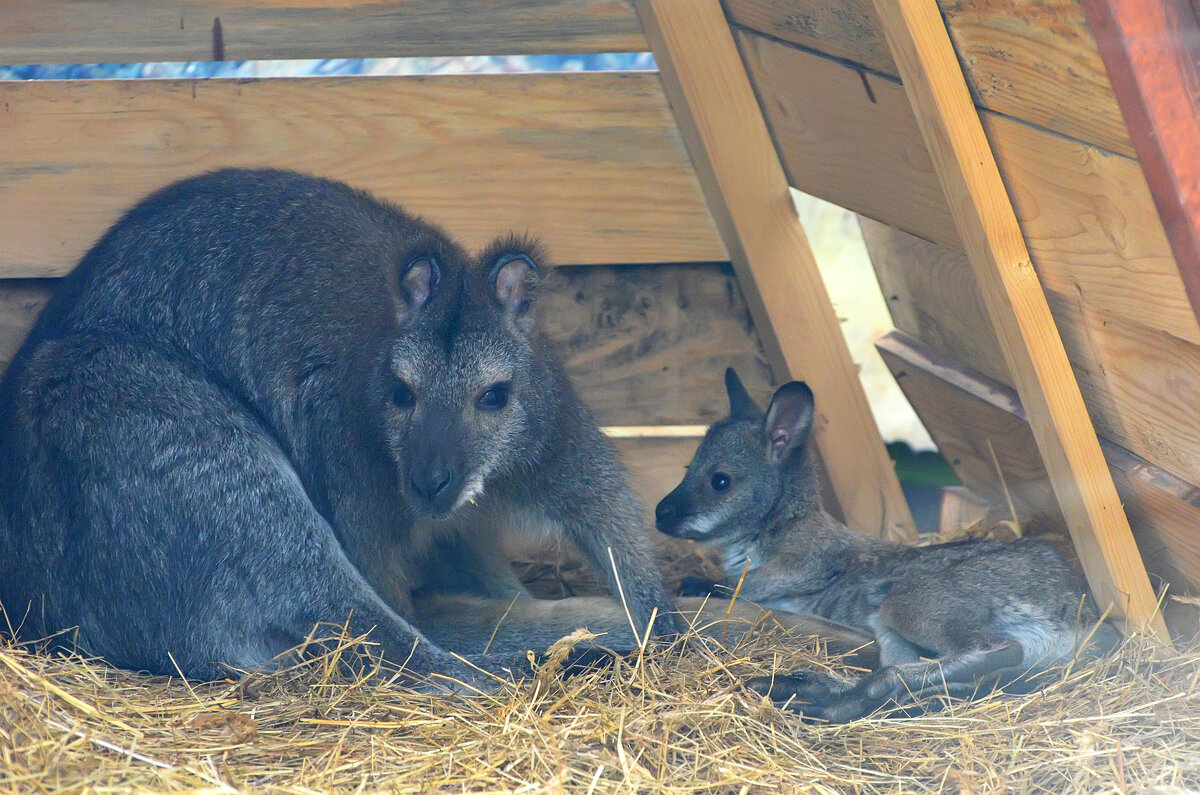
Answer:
top-left (1082, 0), bottom-right (1200, 327)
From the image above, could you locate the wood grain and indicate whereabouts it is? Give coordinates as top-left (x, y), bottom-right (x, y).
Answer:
top-left (872, 0), bottom-right (1164, 636)
top-left (635, 0), bottom-right (917, 542)
top-left (740, 29), bottom-right (1198, 350)
top-left (0, 264), bottom-right (775, 427)
top-left (878, 331), bottom-right (1200, 597)
top-left (736, 30), bottom-right (960, 250)
top-left (0, 73), bottom-right (725, 278)
top-left (1082, 0), bottom-right (1200, 331)
top-left (0, 0), bottom-right (645, 63)
top-left (984, 113), bottom-right (1200, 347)
top-left (860, 216), bottom-right (1010, 386)
top-left (865, 210), bottom-right (1200, 500)
top-left (724, 0), bottom-right (1134, 155)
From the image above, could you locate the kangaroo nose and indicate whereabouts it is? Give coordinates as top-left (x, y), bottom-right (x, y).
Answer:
top-left (411, 465), bottom-right (453, 503)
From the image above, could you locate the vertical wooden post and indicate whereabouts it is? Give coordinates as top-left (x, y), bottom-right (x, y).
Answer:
top-left (871, 0), bottom-right (1168, 638)
top-left (633, 0), bottom-right (916, 542)
top-left (1081, 0), bottom-right (1200, 331)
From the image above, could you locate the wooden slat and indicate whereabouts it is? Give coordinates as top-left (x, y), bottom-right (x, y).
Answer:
top-left (634, 0), bottom-right (917, 542)
top-left (0, 73), bottom-right (725, 278)
top-left (861, 217), bottom-right (1010, 385)
top-left (735, 30), bottom-right (960, 250)
top-left (0, 0), bottom-right (645, 64)
top-left (1082, 0), bottom-right (1200, 331)
top-left (724, 0), bottom-right (1134, 156)
top-left (739, 29), bottom-right (1199, 350)
top-left (0, 263), bottom-right (775, 427)
top-left (878, 331), bottom-right (1200, 597)
top-left (872, 0), bottom-right (1165, 636)
top-left (863, 219), bottom-right (1200, 489)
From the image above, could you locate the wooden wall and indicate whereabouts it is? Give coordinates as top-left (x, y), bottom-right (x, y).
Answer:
top-left (723, 0), bottom-right (1200, 599)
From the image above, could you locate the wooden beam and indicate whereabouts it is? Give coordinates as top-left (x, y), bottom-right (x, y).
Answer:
top-left (633, 0), bottom-right (917, 542)
top-left (0, 0), bottom-right (645, 64)
top-left (862, 217), bottom-right (1200, 490)
top-left (1081, 0), bottom-right (1200, 333)
top-left (871, 0), bottom-right (1167, 637)
top-left (0, 73), bottom-right (725, 277)
top-left (878, 331), bottom-right (1200, 599)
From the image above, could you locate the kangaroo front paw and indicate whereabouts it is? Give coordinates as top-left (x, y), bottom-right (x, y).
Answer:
top-left (677, 576), bottom-right (720, 598)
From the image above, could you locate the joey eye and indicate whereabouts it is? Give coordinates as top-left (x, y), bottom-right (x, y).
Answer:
top-left (476, 382), bottom-right (510, 411)
top-left (710, 472), bottom-right (731, 492)
top-left (392, 381), bottom-right (416, 410)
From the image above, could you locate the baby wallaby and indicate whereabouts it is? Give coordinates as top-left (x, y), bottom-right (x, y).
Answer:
top-left (655, 369), bottom-right (1121, 722)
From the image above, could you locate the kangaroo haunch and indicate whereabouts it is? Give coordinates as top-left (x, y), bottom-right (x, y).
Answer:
top-left (0, 168), bottom-right (692, 687)
top-left (656, 368), bottom-right (1121, 722)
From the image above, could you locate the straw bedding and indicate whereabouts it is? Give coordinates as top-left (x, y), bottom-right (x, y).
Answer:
top-left (3, 605), bottom-right (1199, 793)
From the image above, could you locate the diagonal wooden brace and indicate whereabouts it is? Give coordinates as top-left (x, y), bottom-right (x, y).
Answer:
top-left (871, 0), bottom-right (1168, 639)
top-left (634, 0), bottom-right (916, 543)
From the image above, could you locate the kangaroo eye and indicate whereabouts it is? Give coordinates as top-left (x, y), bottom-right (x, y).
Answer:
top-left (710, 472), bottom-right (731, 492)
top-left (477, 382), bottom-right (510, 411)
top-left (392, 381), bottom-right (416, 410)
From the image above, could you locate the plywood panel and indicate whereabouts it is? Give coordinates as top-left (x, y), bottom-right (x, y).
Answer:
top-left (0, 263), bottom-right (774, 427)
top-left (0, 73), bottom-right (725, 278)
top-left (724, 0), bottom-right (1134, 155)
top-left (737, 29), bottom-right (960, 250)
top-left (878, 331), bottom-right (1200, 595)
top-left (544, 263), bottom-right (775, 425)
top-left (0, 0), bottom-right (645, 64)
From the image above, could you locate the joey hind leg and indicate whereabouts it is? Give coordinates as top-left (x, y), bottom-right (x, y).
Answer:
top-left (814, 641), bottom-right (1025, 723)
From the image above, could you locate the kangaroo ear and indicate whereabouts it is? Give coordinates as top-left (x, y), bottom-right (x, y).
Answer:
top-left (398, 254), bottom-right (439, 319)
top-left (764, 381), bottom-right (815, 463)
top-left (490, 251), bottom-right (540, 317)
top-left (725, 368), bottom-right (761, 419)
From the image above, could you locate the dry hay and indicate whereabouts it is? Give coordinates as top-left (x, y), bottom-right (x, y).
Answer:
top-left (2, 617), bottom-right (1199, 794)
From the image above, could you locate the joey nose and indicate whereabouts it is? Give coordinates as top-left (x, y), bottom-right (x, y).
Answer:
top-left (655, 496), bottom-right (680, 532)
top-left (410, 465), bottom-right (454, 504)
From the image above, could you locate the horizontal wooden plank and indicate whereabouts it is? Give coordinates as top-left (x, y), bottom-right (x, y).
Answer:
top-left (864, 219), bottom-right (1200, 489)
top-left (0, 0), bottom-right (645, 64)
top-left (742, 31), bottom-right (1197, 348)
top-left (736, 28), bottom-right (961, 249)
top-left (0, 262), bottom-right (776, 426)
top-left (878, 331), bottom-right (1200, 595)
top-left (724, 0), bottom-right (1134, 156)
top-left (0, 73), bottom-right (726, 278)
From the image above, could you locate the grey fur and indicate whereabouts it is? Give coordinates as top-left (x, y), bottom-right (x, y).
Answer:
top-left (656, 369), bottom-right (1121, 722)
top-left (0, 168), bottom-right (685, 688)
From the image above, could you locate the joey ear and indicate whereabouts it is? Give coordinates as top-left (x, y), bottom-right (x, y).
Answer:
top-left (725, 368), bottom-right (761, 420)
top-left (763, 381), bottom-right (815, 463)
top-left (490, 252), bottom-right (539, 317)
top-left (398, 254), bottom-right (440, 317)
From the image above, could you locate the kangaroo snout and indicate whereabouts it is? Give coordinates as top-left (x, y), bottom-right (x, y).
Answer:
top-left (407, 459), bottom-right (460, 516)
